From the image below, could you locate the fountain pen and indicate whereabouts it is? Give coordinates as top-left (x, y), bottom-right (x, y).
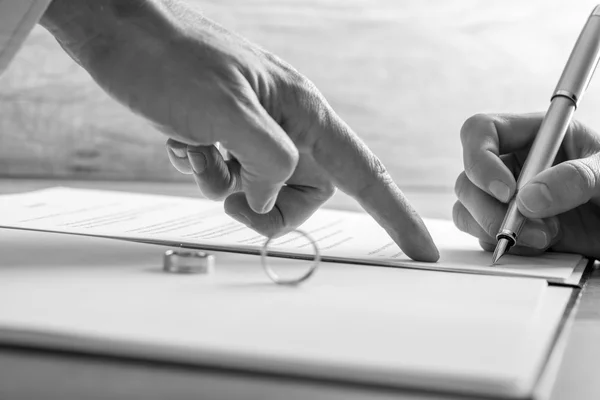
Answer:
top-left (493, 5), bottom-right (600, 264)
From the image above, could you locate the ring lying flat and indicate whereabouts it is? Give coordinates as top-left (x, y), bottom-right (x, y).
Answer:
top-left (163, 250), bottom-right (215, 274)
top-left (260, 229), bottom-right (320, 286)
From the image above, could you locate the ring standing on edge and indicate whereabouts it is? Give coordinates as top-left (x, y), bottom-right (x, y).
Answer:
top-left (260, 229), bottom-right (321, 286)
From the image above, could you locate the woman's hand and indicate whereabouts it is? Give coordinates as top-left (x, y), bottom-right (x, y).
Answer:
top-left (454, 113), bottom-right (600, 260)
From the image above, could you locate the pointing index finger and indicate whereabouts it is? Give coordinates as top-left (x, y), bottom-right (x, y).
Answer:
top-left (308, 112), bottom-right (439, 262)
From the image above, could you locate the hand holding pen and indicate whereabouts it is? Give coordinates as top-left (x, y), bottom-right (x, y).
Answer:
top-left (453, 6), bottom-right (600, 263)
top-left (453, 113), bottom-right (600, 262)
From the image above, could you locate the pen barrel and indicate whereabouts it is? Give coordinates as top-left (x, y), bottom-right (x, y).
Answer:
top-left (553, 7), bottom-right (600, 105)
top-left (496, 5), bottom-right (600, 253)
top-left (515, 97), bottom-right (575, 189)
top-left (498, 97), bottom-right (575, 245)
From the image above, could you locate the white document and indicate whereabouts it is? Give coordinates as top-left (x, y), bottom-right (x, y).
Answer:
top-left (0, 229), bottom-right (575, 399)
top-left (0, 187), bottom-right (586, 284)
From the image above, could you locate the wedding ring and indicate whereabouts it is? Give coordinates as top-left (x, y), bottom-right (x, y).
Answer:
top-left (260, 229), bottom-right (320, 285)
top-left (163, 250), bottom-right (215, 274)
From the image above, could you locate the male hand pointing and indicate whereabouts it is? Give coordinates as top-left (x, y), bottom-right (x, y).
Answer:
top-left (41, 0), bottom-right (439, 261)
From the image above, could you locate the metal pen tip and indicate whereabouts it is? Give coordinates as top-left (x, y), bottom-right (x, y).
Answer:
top-left (492, 238), bottom-right (510, 265)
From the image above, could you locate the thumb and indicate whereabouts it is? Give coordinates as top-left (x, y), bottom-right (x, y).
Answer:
top-left (516, 154), bottom-right (600, 218)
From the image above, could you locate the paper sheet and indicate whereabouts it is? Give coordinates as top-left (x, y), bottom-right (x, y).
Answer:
top-left (0, 229), bottom-right (575, 398)
top-left (0, 187), bottom-right (585, 284)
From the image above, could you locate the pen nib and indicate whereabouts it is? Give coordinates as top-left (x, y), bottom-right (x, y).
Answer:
top-left (492, 238), bottom-right (510, 265)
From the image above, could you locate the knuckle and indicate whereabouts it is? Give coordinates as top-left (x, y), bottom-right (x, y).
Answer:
top-left (285, 71), bottom-right (315, 92)
top-left (269, 53), bottom-right (315, 95)
top-left (193, 176), bottom-right (236, 201)
top-left (460, 115), bottom-right (499, 184)
top-left (460, 113), bottom-right (492, 145)
top-left (280, 72), bottom-right (330, 143)
top-left (288, 78), bottom-right (322, 104)
top-left (270, 145), bottom-right (300, 182)
top-left (369, 155), bottom-right (388, 176)
top-left (565, 160), bottom-right (597, 198)
top-left (290, 77), bottom-right (326, 114)
top-left (463, 156), bottom-right (483, 183)
top-left (568, 119), bottom-right (584, 137)
top-left (221, 82), bottom-right (257, 117)
top-left (285, 144), bottom-right (301, 171)
top-left (454, 172), bottom-right (469, 199)
top-left (567, 119), bottom-right (592, 143)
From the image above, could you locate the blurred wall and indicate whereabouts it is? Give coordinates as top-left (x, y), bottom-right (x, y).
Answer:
top-left (1, 0), bottom-right (600, 189)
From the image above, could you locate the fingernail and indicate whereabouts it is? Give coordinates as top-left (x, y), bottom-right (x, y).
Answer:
top-left (188, 151), bottom-right (208, 174)
top-left (519, 184), bottom-right (553, 213)
top-left (489, 180), bottom-right (510, 203)
top-left (229, 212), bottom-right (251, 226)
top-left (171, 147), bottom-right (187, 158)
top-left (520, 229), bottom-right (549, 249)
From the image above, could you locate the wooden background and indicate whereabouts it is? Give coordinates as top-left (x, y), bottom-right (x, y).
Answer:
top-left (2, 0), bottom-right (600, 189)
